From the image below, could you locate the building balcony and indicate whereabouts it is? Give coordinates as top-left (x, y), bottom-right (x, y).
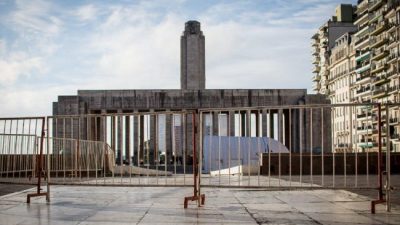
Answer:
top-left (354, 32), bottom-right (369, 48)
top-left (387, 85), bottom-right (400, 93)
top-left (312, 75), bottom-right (321, 81)
top-left (387, 54), bottom-right (398, 64)
top-left (369, 0), bottom-right (384, 11)
top-left (356, 3), bottom-right (369, 16)
top-left (389, 117), bottom-right (399, 125)
top-left (355, 63), bottom-right (371, 74)
top-left (372, 74), bottom-right (390, 85)
top-left (356, 86), bottom-right (371, 95)
top-left (372, 86), bottom-right (388, 98)
top-left (312, 57), bottom-right (320, 64)
top-left (370, 20), bottom-right (388, 36)
top-left (387, 69), bottom-right (398, 78)
top-left (355, 11), bottom-right (370, 25)
top-left (312, 66), bottom-right (320, 73)
top-left (327, 89), bottom-right (335, 96)
top-left (358, 142), bottom-right (375, 148)
top-left (371, 63), bottom-right (388, 74)
top-left (357, 125), bottom-right (373, 132)
top-left (370, 36), bottom-right (388, 49)
top-left (357, 112), bottom-right (372, 119)
top-left (371, 50), bottom-right (389, 61)
top-left (391, 133), bottom-right (400, 140)
top-left (313, 83), bottom-right (321, 91)
top-left (355, 72), bottom-right (371, 84)
top-left (355, 51), bottom-right (371, 62)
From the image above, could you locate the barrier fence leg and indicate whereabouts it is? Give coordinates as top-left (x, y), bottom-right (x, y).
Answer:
top-left (184, 112), bottom-right (205, 208)
top-left (27, 117), bottom-right (50, 203)
top-left (371, 103), bottom-right (385, 213)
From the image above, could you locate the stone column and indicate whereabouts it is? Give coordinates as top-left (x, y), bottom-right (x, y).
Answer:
top-left (262, 110), bottom-right (268, 137)
top-left (241, 112), bottom-right (246, 137)
top-left (149, 111), bottom-right (155, 164)
top-left (229, 111), bottom-right (235, 136)
top-left (139, 115), bottom-right (144, 165)
top-left (133, 114), bottom-right (139, 166)
top-left (278, 109), bottom-right (283, 143)
top-left (165, 112), bottom-right (172, 166)
top-left (125, 116), bottom-right (131, 165)
top-left (117, 115), bottom-right (123, 165)
top-left (269, 111), bottom-right (275, 139)
top-left (111, 116), bottom-right (116, 156)
top-left (255, 111), bottom-right (260, 137)
top-left (212, 111), bottom-right (219, 136)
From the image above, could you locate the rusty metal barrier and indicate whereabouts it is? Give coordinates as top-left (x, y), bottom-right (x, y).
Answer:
top-left (45, 111), bottom-right (197, 187)
top-left (0, 117), bottom-right (49, 203)
top-left (198, 103), bottom-right (397, 212)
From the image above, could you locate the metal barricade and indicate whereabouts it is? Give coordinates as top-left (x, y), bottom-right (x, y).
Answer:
top-left (46, 111), bottom-right (196, 186)
top-left (198, 103), bottom-right (396, 212)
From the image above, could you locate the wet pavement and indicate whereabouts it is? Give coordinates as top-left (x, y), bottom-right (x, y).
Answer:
top-left (0, 186), bottom-right (400, 224)
top-left (0, 184), bottom-right (33, 197)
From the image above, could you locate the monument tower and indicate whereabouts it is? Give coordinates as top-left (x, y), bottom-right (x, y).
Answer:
top-left (181, 20), bottom-right (205, 90)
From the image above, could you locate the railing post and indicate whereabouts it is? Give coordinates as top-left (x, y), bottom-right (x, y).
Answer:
top-left (27, 117), bottom-right (50, 203)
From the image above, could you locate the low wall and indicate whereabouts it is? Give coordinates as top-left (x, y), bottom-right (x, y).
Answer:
top-left (261, 152), bottom-right (400, 175)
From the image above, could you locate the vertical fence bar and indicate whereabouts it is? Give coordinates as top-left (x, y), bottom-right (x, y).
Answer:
top-left (289, 108), bottom-right (292, 188)
top-left (173, 114), bottom-right (177, 186)
top-left (164, 114), bottom-right (167, 185)
top-left (386, 105), bottom-right (391, 212)
top-left (147, 114), bottom-right (150, 185)
top-left (198, 111), bottom-right (203, 199)
top-left (310, 108), bottom-right (313, 187)
top-left (333, 107), bottom-right (336, 188)
top-left (156, 114), bottom-right (160, 185)
top-left (6, 120), bottom-right (13, 179)
top-left (238, 111), bottom-right (242, 187)
top-left (246, 110), bottom-right (251, 186)
top-left (210, 112), bottom-right (213, 185)
top-left (268, 109), bottom-right (271, 187)
top-left (378, 104), bottom-right (383, 200)
top-left (12, 120), bottom-right (19, 179)
top-left (299, 108), bottom-right (303, 186)
top-left (349, 105), bottom-right (353, 188)
top-left (228, 111), bottom-right (232, 185)
top-left (344, 106), bottom-right (347, 188)
top-left (218, 111), bottom-right (222, 186)
top-left (321, 108), bottom-right (324, 187)
top-left (355, 105), bottom-right (358, 188)
top-left (257, 110), bottom-right (261, 187)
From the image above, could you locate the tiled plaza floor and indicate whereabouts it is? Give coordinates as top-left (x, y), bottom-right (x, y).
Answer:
top-left (0, 186), bottom-right (400, 224)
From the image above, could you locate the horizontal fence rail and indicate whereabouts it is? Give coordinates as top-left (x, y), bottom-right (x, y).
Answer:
top-left (0, 105), bottom-right (397, 195)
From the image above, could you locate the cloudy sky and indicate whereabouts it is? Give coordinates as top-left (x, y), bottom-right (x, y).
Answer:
top-left (0, 0), bottom-right (356, 116)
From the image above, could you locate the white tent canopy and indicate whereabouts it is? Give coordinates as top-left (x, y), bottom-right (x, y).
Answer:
top-left (202, 136), bottom-right (289, 173)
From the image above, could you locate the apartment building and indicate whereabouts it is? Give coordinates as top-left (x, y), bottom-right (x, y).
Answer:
top-left (328, 32), bottom-right (357, 152)
top-left (353, 0), bottom-right (400, 152)
top-left (313, 0), bottom-right (400, 153)
top-left (312, 4), bottom-right (358, 95)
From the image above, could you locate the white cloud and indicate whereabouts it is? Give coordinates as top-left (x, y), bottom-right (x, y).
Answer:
top-left (0, 85), bottom-right (75, 117)
top-left (74, 4), bottom-right (98, 22)
top-left (0, 52), bottom-right (45, 86)
top-left (9, 0), bottom-right (62, 36)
